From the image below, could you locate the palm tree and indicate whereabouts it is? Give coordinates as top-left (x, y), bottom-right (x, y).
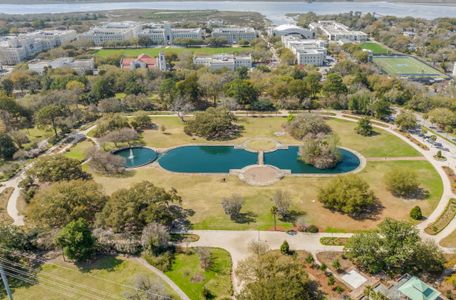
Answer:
top-left (271, 206), bottom-right (278, 231)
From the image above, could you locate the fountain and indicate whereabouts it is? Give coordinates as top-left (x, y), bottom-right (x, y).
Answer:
top-left (128, 148), bottom-right (135, 160)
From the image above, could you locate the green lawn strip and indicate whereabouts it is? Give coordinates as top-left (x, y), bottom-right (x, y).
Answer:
top-left (10, 255), bottom-right (179, 300)
top-left (360, 42), bottom-right (389, 54)
top-left (165, 248), bottom-right (232, 300)
top-left (440, 229), bottom-right (456, 248)
top-left (95, 47), bottom-right (253, 58)
top-left (20, 127), bottom-right (54, 150)
top-left (320, 237), bottom-right (349, 246)
top-left (0, 187), bottom-right (14, 224)
top-left (64, 140), bottom-right (94, 161)
top-left (425, 199), bottom-right (456, 235)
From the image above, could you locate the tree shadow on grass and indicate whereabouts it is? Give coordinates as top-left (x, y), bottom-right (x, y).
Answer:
top-left (393, 188), bottom-right (429, 200)
top-left (233, 211), bottom-right (256, 224)
top-left (280, 210), bottom-right (306, 223)
top-left (76, 254), bottom-right (123, 273)
top-left (350, 199), bottom-right (385, 221)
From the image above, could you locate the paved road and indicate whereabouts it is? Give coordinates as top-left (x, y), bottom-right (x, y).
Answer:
top-left (135, 258), bottom-right (190, 300)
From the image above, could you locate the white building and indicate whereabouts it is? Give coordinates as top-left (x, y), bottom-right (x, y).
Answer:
top-left (193, 54), bottom-right (252, 71)
top-left (211, 27), bottom-right (257, 43)
top-left (0, 30), bottom-right (77, 65)
top-left (81, 21), bottom-right (141, 46)
top-left (282, 35), bottom-right (327, 66)
top-left (309, 21), bottom-right (368, 42)
top-left (28, 57), bottom-right (95, 74)
top-left (268, 24), bottom-right (315, 39)
top-left (139, 23), bottom-right (203, 45)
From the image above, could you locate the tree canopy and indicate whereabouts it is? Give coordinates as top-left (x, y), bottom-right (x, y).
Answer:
top-left (344, 218), bottom-right (444, 275)
top-left (55, 218), bottom-right (96, 261)
top-left (184, 107), bottom-right (240, 140)
top-left (286, 113), bottom-right (332, 140)
top-left (27, 154), bottom-right (90, 183)
top-left (318, 175), bottom-right (376, 216)
top-left (28, 180), bottom-right (107, 228)
top-left (385, 168), bottom-right (421, 198)
top-left (97, 181), bottom-right (190, 234)
top-left (299, 133), bottom-right (341, 169)
top-left (236, 249), bottom-right (321, 300)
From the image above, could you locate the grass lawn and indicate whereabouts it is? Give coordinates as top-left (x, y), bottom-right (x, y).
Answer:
top-left (165, 248), bottom-right (232, 300)
top-left (89, 116), bottom-right (440, 232)
top-left (10, 255), bottom-right (179, 300)
top-left (441, 230), bottom-right (456, 248)
top-left (0, 187), bottom-right (14, 224)
top-left (142, 116), bottom-right (420, 158)
top-left (91, 159), bottom-right (441, 232)
top-left (373, 56), bottom-right (445, 78)
top-left (95, 47), bottom-right (253, 58)
top-left (64, 140), bottom-right (94, 161)
top-left (360, 42), bottom-right (389, 54)
top-left (20, 127), bottom-right (53, 150)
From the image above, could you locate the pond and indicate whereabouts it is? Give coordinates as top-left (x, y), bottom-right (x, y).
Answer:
top-left (113, 145), bottom-right (361, 174)
top-left (264, 146), bottom-right (360, 174)
top-left (158, 145), bottom-right (258, 173)
top-left (113, 147), bottom-right (158, 168)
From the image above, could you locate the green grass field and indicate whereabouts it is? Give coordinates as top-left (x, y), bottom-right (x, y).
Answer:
top-left (165, 248), bottom-right (232, 300)
top-left (373, 56), bottom-right (445, 78)
top-left (64, 140), bottom-right (94, 161)
top-left (360, 42), bottom-right (389, 54)
top-left (95, 47), bottom-right (253, 58)
top-left (90, 116), bottom-right (443, 232)
top-left (9, 256), bottom-right (179, 300)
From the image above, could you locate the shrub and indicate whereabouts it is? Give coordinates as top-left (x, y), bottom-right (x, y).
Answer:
top-left (356, 117), bottom-right (374, 136)
top-left (299, 133), bottom-right (341, 169)
top-left (318, 175), bottom-right (376, 216)
top-left (306, 225), bottom-right (319, 233)
top-left (410, 206), bottom-right (423, 220)
top-left (280, 240), bottom-right (290, 255)
top-left (385, 169), bottom-right (421, 198)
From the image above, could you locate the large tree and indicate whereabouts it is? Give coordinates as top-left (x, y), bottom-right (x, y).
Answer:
top-left (35, 104), bottom-right (66, 138)
top-left (27, 155), bottom-right (90, 183)
top-left (318, 175), bottom-right (376, 216)
top-left (321, 73), bottom-right (347, 98)
top-left (0, 133), bottom-right (17, 160)
top-left (395, 111), bottom-right (417, 131)
top-left (184, 107), bottom-right (240, 140)
top-left (55, 218), bottom-right (96, 262)
top-left (225, 79), bottom-right (259, 106)
top-left (236, 249), bottom-right (321, 300)
top-left (385, 168), bottom-right (421, 198)
top-left (98, 181), bottom-right (190, 234)
top-left (286, 113), bottom-right (332, 140)
top-left (344, 218), bottom-right (444, 275)
top-left (28, 180), bottom-right (107, 228)
top-left (299, 133), bottom-right (341, 169)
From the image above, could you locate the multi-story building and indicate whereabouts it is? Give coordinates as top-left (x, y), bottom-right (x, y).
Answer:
top-left (268, 24), bottom-right (315, 39)
top-left (282, 35), bottom-right (327, 66)
top-left (81, 21), bottom-right (141, 46)
top-left (193, 54), bottom-right (252, 71)
top-left (0, 30), bottom-right (77, 65)
top-left (139, 23), bottom-right (203, 45)
top-left (211, 27), bottom-right (257, 43)
top-left (309, 21), bottom-right (368, 42)
top-left (28, 57), bottom-right (95, 74)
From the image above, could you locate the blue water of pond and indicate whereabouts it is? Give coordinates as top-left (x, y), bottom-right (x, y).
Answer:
top-left (158, 145), bottom-right (258, 173)
top-left (264, 146), bottom-right (360, 174)
top-left (113, 147), bottom-right (158, 168)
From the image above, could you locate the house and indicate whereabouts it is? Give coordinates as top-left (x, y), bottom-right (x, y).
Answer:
top-left (361, 274), bottom-right (442, 300)
top-left (281, 35), bottom-right (327, 66)
top-left (120, 54), bottom-right (157, 70)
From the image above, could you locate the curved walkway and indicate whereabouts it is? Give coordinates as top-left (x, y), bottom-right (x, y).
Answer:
top-left (135, 257), bottom-right (190, 300)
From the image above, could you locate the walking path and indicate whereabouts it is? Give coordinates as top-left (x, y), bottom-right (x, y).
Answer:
top-left (135, 258), bottom-right (190, 300)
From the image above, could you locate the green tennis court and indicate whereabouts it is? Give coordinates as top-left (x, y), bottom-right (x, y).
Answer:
top-left (373, 56), bottom-right (445, 78)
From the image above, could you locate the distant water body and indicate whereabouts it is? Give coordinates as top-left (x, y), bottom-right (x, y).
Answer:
top-left (1, 1), bottom-right (456, 24)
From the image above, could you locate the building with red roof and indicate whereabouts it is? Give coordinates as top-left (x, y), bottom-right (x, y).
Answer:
top-left (120, 53), bottom-right (157, 70)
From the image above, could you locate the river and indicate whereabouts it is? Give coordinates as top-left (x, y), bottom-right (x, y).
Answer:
top-left (1, 1), bottom-right (456, 24)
